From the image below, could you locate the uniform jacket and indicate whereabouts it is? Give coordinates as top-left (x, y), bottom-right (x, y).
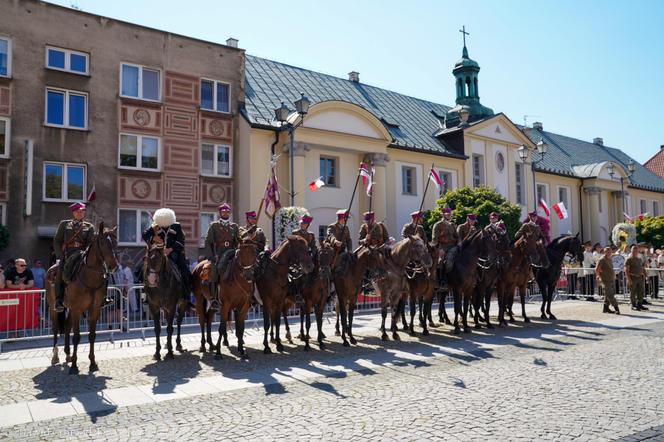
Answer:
top-left (457, 222), bottom-right (477, 242)
top-left (359, 222), bottom-right (389, 247)
top-left (514, 222), bottom-right (543, 243)
top-left (205, 220), bottom-right (241, 256)
top-left (292, 228), bottom-right (317, 253)
top-left (143, 223), bottom-right (185, 254)
top-left (401, 222), bottom-right (427, 241)
top-left (53, 219), bottom-right (95, 259)
top-left (240, 224), bottom-right (267, 251)
top-left (431, 219), bottom-right (458, 249)
top-left (327, 222), bottom-right (352, 251)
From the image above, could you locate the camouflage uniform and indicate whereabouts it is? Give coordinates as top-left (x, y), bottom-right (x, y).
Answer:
top-left (53, 219), bottom-right (95, 308)
top-left (143, 222), bottom-right (191, 300)
top-left (358, 222), bottom-right (389, 247)
top-left (457, 221), bottom-right (478, 242)
top-left (401, 222), bottom-right (426, 241)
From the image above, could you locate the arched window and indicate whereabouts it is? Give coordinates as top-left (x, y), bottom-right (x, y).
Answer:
top-left (474, 77), bottom-right (479, 97)
top-left (457, 78), bottom-right (463, 97)
top-left (466, 76), bottom-right (472, 97)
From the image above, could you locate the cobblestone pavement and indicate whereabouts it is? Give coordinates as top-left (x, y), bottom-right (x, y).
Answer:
top-left (2, 300), bottom-right (664, 441)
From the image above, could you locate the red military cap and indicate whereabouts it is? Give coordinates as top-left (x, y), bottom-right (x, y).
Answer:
top-left (218, 203), bottom-right (232, 212)
top-left (336, 209), bottom-right (349, 219)
top-left (442, 207), bottom-right (452, 214)
top-left (300, 215), bottom-right (313, 224)
top-left (410, 211), bottom-right (422, 219)
top-left (69, 202), bottom-right (86, 212)
top-left (467, 213), bottom-right (477, 221)
top-left (363, 211), bottom-right (375, 222)
top-left (245, 211), bottom-right (257, 219)
top-left (528, 210), bottom-right (537, 217)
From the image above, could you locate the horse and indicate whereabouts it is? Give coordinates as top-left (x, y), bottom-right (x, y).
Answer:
top-left (373, 236), bottom-right (432, 341)
top-left (472, 225), bottom-right (511, 329)
top-left (534, 234), bottom-right (584, 320)
top-left (45, 223), bottom-right (119, 374)
top-left (446, 227), bottom-right (498, 334)
top-left (496, 225), bottom-right (549, 326)
top-left (191, 240), bottom-right (258, 360)
top-left (144, 245), bottom-right (188, 361)
top-left (406, 241), bottom-right (438, 336)
top-left (255, 236), bottom-right (314, 354)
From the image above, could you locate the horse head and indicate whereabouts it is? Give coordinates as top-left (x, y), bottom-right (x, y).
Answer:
top-left (97, 222), bottom-right (119, 273)
top-left (145, 245), bottom-right (166, 288)
top-left (285, 235), bottom-right (314, 274)
top-left (318, 240), bottom-right (335, 279)
top-left (358, 244), bottom-right (385, 279)
top-left (517, 223), bottom-right (546, 267)
top-left (236, 240), bottom-right (258, 282)
top-left (405, 234), bottom-right (433, 268)
top-left (565, 233), bottom-right (584, 264)
top-left (476, 226), bottom-right (498, 268)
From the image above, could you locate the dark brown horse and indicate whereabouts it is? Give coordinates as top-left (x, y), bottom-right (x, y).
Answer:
top-left (496, 226), bottom-right (548, 326)
top-left (406, 242), bottom-right (438, 336)
top-left (144, 245), bottom-right (187, 361)
top-left (447, 227), bottom-right (498, 334)
top-left (255, 236), bottom-right (313, 354)
top-left (472, 225), bottom-right (511, 329)
top-left (192, 240), bottom-right (258, 359)
top-left (45, 223), bottom-right (119, 374)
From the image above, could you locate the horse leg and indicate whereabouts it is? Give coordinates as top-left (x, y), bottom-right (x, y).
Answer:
top-left (442, 290), bottom-right (452, 325)
top-left (223, 310), bottom-right (231, 347)
top-left (217, 303), bottom-right (230, 359)
top-left (519, 284), bottom-right (530, 323)
top-left (207, 311), bottom-right (215, 352)
top-left (175, 306), bottom-right (185, 353)
top-left (335, 299), bottom-right (341, 336)
top-left (315, 300), bottom-right (325, 350)
top-left (339, 300), bottom-right (350, 347)
top-left (262, 304), bottom-right (272, 354)
top-left (274, 311), bottom-right (285, 352)
top-left (462, 293), bottom-right (471, 334)
top-left (348, 303), bottom-right (357, 345)
top-left (472, 288), bottom-right (482, 329)
top-left (298, 308), bottom-right (306, 341)
top-left (484, 287), bottom-right (493, 329)
top-left (508, 288), bottom-right (516, 323)
top-left (304, 304), bottom-right (312, 352)
top-left (64, 314), bottom-right (72, 363)
top-left (400, 298), bottom-right (408, 331)
top-left (453, 290), bottom-right (461, 334)
top-left (380, 302), bottom-right (389, 341)
top-left (409, 294), bottom-right (417, 336)
top-left (283, 310), bottom-right (293, 344)
top-left (165, 311), bottom-right (175, 359)
top-left (69, 314), bottom-right (81, 375)
top-left (50, 309), bottom-right (60, 366)
top-left (391, 299), bottom-right (401, 341)
top-left (198, 307), bottom-right (207, 353)
top-left (87, 309), bottom-right (99, 373)
top-left (422, 298), bottom-right (431, 336)
top-left (547, 283), bottom-right (557, 320)
top-left (152, 307), bottom-right (162, 361)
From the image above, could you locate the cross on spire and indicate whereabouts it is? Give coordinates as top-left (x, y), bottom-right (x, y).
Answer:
top-left (459, 25), bottom-right (469, 48)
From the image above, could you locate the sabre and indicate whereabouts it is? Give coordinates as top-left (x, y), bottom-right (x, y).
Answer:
top-left (343, 164), bottom-right (363, 228)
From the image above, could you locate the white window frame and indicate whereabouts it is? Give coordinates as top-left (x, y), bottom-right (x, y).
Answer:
top-left (42, 161), bottom-right (87, 202)
top-left (199, 212), bottom-right (219, 247)
top-left (0, 116), bottom-right (10, 159)
top-left (200, 78), bottom-right (231, 114)
top-left (320, 155), bottom-right (339, 187)
top-left (535, 182), bottom-right (549, 206)
top-left (118, 133), bottom-right (162, 172)
top-left (472, 154), bottom-right (485, 188)
top-left (640, 198), bottom-right (647, 214)
top-left (437, 168), bottom-right (457, 195)
top-left (119, 62), bottom-right (162, 102)
top-left (0, 202), bottom-right (6, 225)
top-left (401, 165), bottom-right (417, 196)
top-left (200, 143), bottom-right (232, 178)
top-left (515, 162), bottom-right (525, 205)
top-left (45, 46), bottom-right (89, 75)
top-left (0, 36), bottom-right (11, 78)
top-left (44, 87), bottom-right (88, 130)
top-left (117, 208), bottom-right (153, 246)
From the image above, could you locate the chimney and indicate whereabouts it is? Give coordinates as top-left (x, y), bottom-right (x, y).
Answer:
top-left (660, 144), bottom-right (664, 151)
top-left (532, 121), bottom-right (543, 131)
top-left (348, 71), bottom-right (360, 83)
top-left (593, 137), bottom-right (604, 146)
top-left (226, 37), bottom-right (239, 48)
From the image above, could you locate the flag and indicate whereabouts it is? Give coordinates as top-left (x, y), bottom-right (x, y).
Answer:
top-left (263, 158), bottom-right (281, 218)
top-left (623, 212), bottom-right (633, 222)
top-left (429, 168), bottom-right (443, 194)
top-left (552, 202), bottom-right (568, 220)
top-left (638, 212), bottom-right (650, 221)
top-left (539, 199), bottom-right (550, 218)
top-left (359, 162), bottom-right (375, 196)
top-left (308, 177), bottom-right (325, 192)
top-left (86, 183), bottom-right (96, 203)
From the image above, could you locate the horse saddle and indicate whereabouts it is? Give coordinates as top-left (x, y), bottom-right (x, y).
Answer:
top-left (62, 250), bottom-right (85, 284)
top-left (217, 249), bottom-right (236, 282)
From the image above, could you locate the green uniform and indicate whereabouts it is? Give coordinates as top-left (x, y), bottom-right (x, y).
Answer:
top-left (515, 221), bottom-right (543, 242)
top-left (292, 228), bottom-right (317, 255)
top-left (430, 219), bottom-right (458, 251)
top-left (240, 224), bottom-right (267, 252)
top-left (625, 255), bottom-right (646, 306)
top-left (53, 219), bottom-right (95, 260)
top-left (326, 222), bottom-right (352, 251)
top-left (205, 220), bottom-right (241, 258)
top-left (358, 222), bottom-right (389, 247)
top-left (457, 222), bottom-right (477, 242)
top-left (596, 255), bottom-right (619, 310)
top-left (401, 222), bottom-right (426, 241)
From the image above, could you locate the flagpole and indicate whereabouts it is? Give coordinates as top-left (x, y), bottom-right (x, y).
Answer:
top-left (343, 165), bottom-right (363, 228)
top-left (368, 162), bottom-right (374, 215)
top-left (418, 162), bottom-right (435, 215)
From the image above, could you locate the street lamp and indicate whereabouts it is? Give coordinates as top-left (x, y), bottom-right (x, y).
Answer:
top-left (517, 140), bottom-right (548, 211)
top-left (607, 159), bottom-right (636, 215)
top-left (274, 92), bottom-right (311, 205)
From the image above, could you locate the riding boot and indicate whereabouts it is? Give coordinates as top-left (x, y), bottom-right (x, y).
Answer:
top-left (638, 302), bottom-right (649, 311)
top-left (54, 281), bottom-right (65, 313)
top-left (614, 306), bottom-right (621, 315)
top-left (642, 299), bottom-right (650, 305)
top-left (208, 282), bottom-right (220, 312)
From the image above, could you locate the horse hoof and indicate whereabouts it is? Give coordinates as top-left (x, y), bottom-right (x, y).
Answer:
top-left (548, 314), bottom-right (557, 320)
top-left (453, 328), bottom-right (461, 335)
top-left (445, 319), bottom-right (452, 326)
top-left (276, 343), bottom-right (285, 352)
top-left (304, 344), bottom-right (311, 352)
top-left (401, 325), bottom-right (409, 331)
top-left (320, 332), bottom-right (327, 340)
top-left (508, 318), bottom-right (515, 323)
top-left (392, 332), bottom-right (401, 341)
top-left (199, 346), bottom-right (206, 353)
top-left (223, 340), bottom-right (230, 347)
top-left (334, 330), bottom-right (341, 337)
top-left (68, 366), bottom-right (79, 375)
top-left (165, 352), bottom-right (175, 360)
top-left (297, 333), bottom-right (305, 341)
top-left (214, 353), bottom-right (223, 360)
top-left (423, 329), bottom-right (430, 336)
top-left (381, 333), bottom-right (389, 341)
top-left (209, 345), bottom-right (217, 352)
top-left (270, 338), bottom-right (276, 344)
top-left (318, 342), bottom-right (326, 350)
top-left (524, 317), bottom-right (531, 324)
top-left (240, 353), bottom-right (249, 361)
top-left (263, 347), bottom-right (272, 355)
top-left (51, 357), bottom-right (60, 366)
top-left (540, 314), bottom-right (547, 320)
top-left (409, 330), bottom-right (416, 337)
top-left (287, 338), bottom-right (294, 345)
top-left (474, 324), bottom-right (482, 329)
top-left (428, 322), bottom-right (437, 328)
top-left (464, 327), bottom-right (472, 334)
top-left (89, 363), bottom-right (99, 373)
top-left (153, 354), bottom-right (161, 361)
top-left (65, 355), bottom-right (73, 363)
top-left (486, 323), bottom-right (494, 329)
top-left (342, 340), bottom-right (350, 347)
top-left (176, 345), bottom-right (184, 353)
top-left (349, 336), bottom-right (357, 345)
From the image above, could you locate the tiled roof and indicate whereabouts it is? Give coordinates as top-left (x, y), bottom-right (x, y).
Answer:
top-left (523, 128), bottom-right (664, 193)
top-left (243, 55), bottom-right (462, 158)
top-left (644, 149), bottom-right (664, 180)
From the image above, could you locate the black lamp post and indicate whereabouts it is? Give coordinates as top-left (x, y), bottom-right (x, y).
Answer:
top-left (607, 159), bottom-right (636, 215)
top-left (518, 139), bottom-right (548, 211)
top-left (274, 93), bottom-right (310, 206)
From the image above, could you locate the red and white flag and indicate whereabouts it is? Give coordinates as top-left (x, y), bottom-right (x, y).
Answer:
top-left (638, 212), bottom-right (650, 221)
top-left (86, 183), bottom-right (96, 203)
top-left (359, 162), bottom-right (375, 196)
top-left (623, 212), bottom-right (633, 222)
top-left (429, 168), bottom-right (444, 194)
top-left (263, 159), bottom-right (281, 218)
top-left (539, 199), bottom-right (550, 218)
top-left (552, 201), bottom-right (568, 220)
top-left (308, 177), bottom-right (325, 192)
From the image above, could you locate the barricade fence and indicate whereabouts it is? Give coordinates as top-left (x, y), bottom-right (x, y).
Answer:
top-left (1, 267), bottom-right (661, 352)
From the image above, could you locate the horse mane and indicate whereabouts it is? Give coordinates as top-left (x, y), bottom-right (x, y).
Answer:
top-left (550, 234), bottom-right (576, 246)
top-left (461, 228), bottom-right (482, 249)
top-left (272, 235), bottom-right (307, 259)
top-left (390, 237), bottom-right (412, 264)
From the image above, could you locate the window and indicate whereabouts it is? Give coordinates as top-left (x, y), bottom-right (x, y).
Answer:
top-left (0, 117), bottom-right (9, 158)
top-left (0, 202), bottom-right (5, 225)
top-left (201, 143), bottom-right (232, 177)
top-left (119, 133), bottom-right (160, 171)
top-left (200, 79), bottom-right (230, 113)
top-left (472, 154), bottom-right (484, 187)
top-left (118, 209), bottom-right (152, 245)
top-left (200, 212), bottom-right (219, 246)
top-left (654, 201), bottom-right (660, 217)
top-left (45, 88), bottom-right (87, 129)
top-left (120, 63), bottom-right (160, 101)
top-left (0, 37), bottom-right (11, 77)
top-left (438, 170), bottom-right (451, 194)
top-left (558, 186), bottom-right (569, 208)
top-left (43, 162), bottom-right (86, 202)
top-left (536, 183), bottom-right (548, 205)
top-left (515, 163), bottom-right (524, 205)
top-left (45, 47), bottom-right (89, 75)
top-left (640, 199), bottom-right (647, 214)
top-left (402, 166), bottom-right (417, 195)
top-left (320, 156), bottom-right (337, 186)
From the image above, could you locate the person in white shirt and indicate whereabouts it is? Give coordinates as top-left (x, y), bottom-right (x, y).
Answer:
top-left (582, 242), bottom-right (596, 298)
top-left (122, 259), bottom-right (137, 314)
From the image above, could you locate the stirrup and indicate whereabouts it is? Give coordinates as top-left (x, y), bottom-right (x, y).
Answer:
top-left (54, 300), bottom-right (65, 313)
top-left (101, 297), bottom-right (113, 308)
top-left (209, 299), bottom-right (220, 311)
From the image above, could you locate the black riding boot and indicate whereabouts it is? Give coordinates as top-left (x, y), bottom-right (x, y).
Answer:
top-left (54, 281), bottom-right (65, 313)
top-left (208, 281), bottom-right (220, 311)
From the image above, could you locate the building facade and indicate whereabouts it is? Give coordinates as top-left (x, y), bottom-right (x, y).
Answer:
top-left (0, 0), bottom-right (244, 262)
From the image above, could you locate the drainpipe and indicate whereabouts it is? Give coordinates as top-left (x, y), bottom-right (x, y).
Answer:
top-left (578, 178), bottom-right (585, 242)
top-left (270, 129), bottom-right (280, 248)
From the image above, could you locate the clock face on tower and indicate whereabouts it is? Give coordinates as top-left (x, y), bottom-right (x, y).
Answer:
top-left (495, 151), bottom-right (505, 173)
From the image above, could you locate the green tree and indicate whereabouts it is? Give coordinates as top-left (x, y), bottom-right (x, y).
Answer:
top-left (635, 216), bottom-right (664, 247)
top-left (423, 186), bottom-right (523, 239)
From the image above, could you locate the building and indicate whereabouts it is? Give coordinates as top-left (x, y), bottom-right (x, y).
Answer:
top-left (644, 146), bottom-right (664, 180)
top-left (0, 0), bottom-right (244, 262)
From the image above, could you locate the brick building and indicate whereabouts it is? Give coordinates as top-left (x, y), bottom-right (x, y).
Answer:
top-left (0, 0), bottom-right (244, 262)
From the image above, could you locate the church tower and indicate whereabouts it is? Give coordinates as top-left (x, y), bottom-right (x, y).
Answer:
top-left (444, 27), bottom-right (494, 128)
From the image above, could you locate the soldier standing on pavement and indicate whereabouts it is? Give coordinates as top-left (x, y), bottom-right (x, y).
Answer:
top-left (204, 203), bottom-right (241, 311)
top-left (596, 246), bottom-right (620, 314)
top-left (625, 244), bottom-right (648, 311)
top-left (358, 212), bottom-right (389, 247)
top-left (401, 211), bottom-right (427, 241)
top-left (457, 213), bottom-right (478, 242)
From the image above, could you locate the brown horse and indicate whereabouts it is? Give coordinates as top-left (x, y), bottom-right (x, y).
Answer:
top-left (406, 242), bottom-right (438, 336)
top-left (45, 223), bottom-right (119, 374)
top-left (192, 240), bottom-right (258, 359)
top-left (472, 225), bottom-right (511, 329)
top-left (374, 236), bottom-right (432, 341)
top-left (144, 245), bottom-right (187, 361)
top-left (255, 236), bottom-right (313, 354)
top-left (496, 227), bottom-right (548, 326)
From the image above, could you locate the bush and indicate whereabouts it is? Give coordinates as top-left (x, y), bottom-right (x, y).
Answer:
top-left (274, 206), bottom-right (310, 245)
top-left (0, 224), bottom-right (8, 252)
top-left (636, 216), bottom-right (664, 247)
top-left (423, 186), bottom-right (523, 238)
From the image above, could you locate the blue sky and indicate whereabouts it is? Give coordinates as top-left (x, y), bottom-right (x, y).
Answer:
top-left (48, 0), bottom-right (664, 163)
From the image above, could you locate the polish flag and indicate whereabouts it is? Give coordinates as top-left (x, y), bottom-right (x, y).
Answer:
top-left (308, 177), bottom-right (325, 192)
top-left (429, 168), bottom-right (444, 194)
top-left (552, 201), bottom-right (568, 220)
top-left (639, 212), bottom-right (650, 221)
top-left (623, 212), bottom-right (633, 222)
top-left (359, 162), bottom-right (375, 196)
top-left (539, 199), bottom-right (550, 218)
top-left (86, 183), bottom-right (96, 203)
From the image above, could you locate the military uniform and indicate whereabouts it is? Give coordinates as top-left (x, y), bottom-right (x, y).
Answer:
top-left (143, 222), bottom-right (191, 299)
top-left (431, 218), bottom-right (458, 276)
top-left (205, 220), bottom-right (241, 258)
top-left (53, 218), bottom-right (95, 310)
top-left (240, 224), bottom-right (267, 253)
top-left (515, 221), bottom-right (543, 242)
top-left (327, 222), bottom-right (352, 251)
top-left (596, 255), bottom-right (619, 312)
top-left (625, 255), bottom-right (646, 308)
top-left (359, 222), bottom-right (389, 247)
top-left (292, 227), bottom-right (317, 254)
top-left (401, 222), bottom-right (426, 241)
top-left (457, 221), bottom-right (477, 242)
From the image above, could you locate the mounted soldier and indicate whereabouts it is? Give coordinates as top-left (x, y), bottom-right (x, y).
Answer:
top-left (401, 211), bottom-right (427, 241)
top-left (489, 211), bottom-right (501, 227)
top-left (430, 207), bottom-right (459, 280)
top-left (53, 202), bottom-right (110, 312)
top-left (515, 211), bottom-right (544, 243)
top-left (288, 214), bottom-right (318, 304)
top-left (292, 214), bottom-right (317, 256)
top-left (203, 203), bottom-right (241, 311)
top-left (326, 210), bottom-right (352, 275)
top-left (358, 211), bottom-right (389, 248)
top-left (240, 211), bottom-right (267, 253)
top-left (142, 208), bottom-right (192, 308)
top-left (457, 213), bottom-right (478, 241)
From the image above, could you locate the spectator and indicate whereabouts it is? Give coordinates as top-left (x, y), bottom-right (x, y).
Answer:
top-left (122, 258), bottom-right (138, 314)
top-left (563, 254), bottom-right (579, 297)
top-left (582, 242), bottom-right (595, 298)
top-left (30, 260), bottom-right (46, 290)
top-left (5, 258), bottom-right (35, 290)
top-left (0, 264), bottom-right (5, 288)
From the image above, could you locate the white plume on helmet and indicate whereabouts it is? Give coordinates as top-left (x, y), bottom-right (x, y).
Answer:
top-left (153, 208), bottom-right (176, 228)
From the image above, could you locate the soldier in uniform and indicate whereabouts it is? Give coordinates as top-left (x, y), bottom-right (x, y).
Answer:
top-left (489, 211), bottom-right (500, 226)
top-left (596, 246), bottom-right (620, 314)
top-left (142, 207), bottom-right (192, 307)
top-left (204, 203), bottom-right (241, 311)
top-left (457, 213), bottom-right (478, 241)
top-left (430, 207), bottom-right (459, 278)
top-left (625, 244), bottom-right (648, 311)
top-left (292, 215), bottom-right (317, 255)
top-left (401, 211), bottom-right (426, 241)
top-left (240, 211), bottom-right (267, 253)
top-left (327, 210), bottom-right (352, 275)
top-left (515, 211), bottom-right (543, 242)
top-left (53, 202), bottom-right (105, 312)
top-left (358, 212), bottom-right (389, 247)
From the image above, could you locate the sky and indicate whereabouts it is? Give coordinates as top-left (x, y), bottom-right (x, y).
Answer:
top-left (46, 0), bottom-right (664, 164)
